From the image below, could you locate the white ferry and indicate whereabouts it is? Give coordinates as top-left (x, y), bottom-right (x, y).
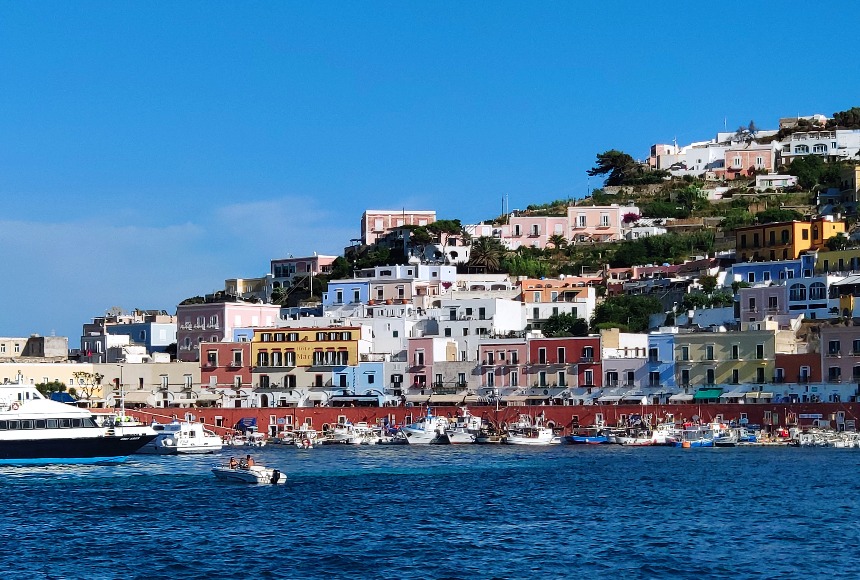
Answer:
top-left (0, 382), bottom-right (157, 465)
top-left (137, 421), bottom-right (223, 454)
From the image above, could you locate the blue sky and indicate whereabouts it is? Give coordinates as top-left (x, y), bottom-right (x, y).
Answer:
top-left (2, 2), bottom-right (859, 340)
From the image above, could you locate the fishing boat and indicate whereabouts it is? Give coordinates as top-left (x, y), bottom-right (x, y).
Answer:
top-left (137, 421), bottom-right (223, 454)
top-left (0, 382), bottom-right (157, 465)
top-left (563, 426), bottom-right (609, 445)
top-left (504, 415), bottom-right (560, 446)
top-left (672, 425), bottom-right (715, 448)
top-left (328, 421), bottom-right (381, 445)
top-left (399, 411), bottom-right (451, 444)
top-left (445, 408), bottom-right (483, 444)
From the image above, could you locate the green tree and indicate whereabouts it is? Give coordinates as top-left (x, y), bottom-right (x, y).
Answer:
top-left (787, 155), bottom-right (826, 190)
top-left (36, 380), bottom-right (68, 398)
top-left (830, 107), bottom-right (860, 129)
top-left (699, 275), bottom-right (718, 294)
top-left (826, 233), bottom-right (849, 251)
top-left (675, 185), bottom-right (708, 212)
top-left (468, 236), bottom-right (506, 272)
top-left (720, 208), bottom-right (754, 231)
top-left (542, 313), bottom-right (589, 337)
top-left (587, 150), bottom-right (668, 186)
top-left (590, 295), bottom-right (664, 333)
top-left (756, 208), bottom-right (803, 224)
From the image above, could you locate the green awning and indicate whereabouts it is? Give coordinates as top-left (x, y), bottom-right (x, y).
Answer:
top-left (693, 388), bottom-right (723, 400)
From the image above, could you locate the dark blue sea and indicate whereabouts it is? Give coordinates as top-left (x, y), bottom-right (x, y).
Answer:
top-left (2, 444), bottom-right (860, 579)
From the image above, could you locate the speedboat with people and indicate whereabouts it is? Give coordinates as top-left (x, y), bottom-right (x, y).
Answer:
top-left (0, 381), bottom-right (157, 464)
top-left (137, 421), bottom-right (223, 454)
top-left (211, 455), bottom-right (285, 484)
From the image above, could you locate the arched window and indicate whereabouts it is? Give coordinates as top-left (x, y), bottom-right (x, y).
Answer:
top-left (789, 283), bottom-right (806, 302)
top-left (809, 282), bottom-right (826, 301)
top-left (795, 144), bottom-right (809, 154)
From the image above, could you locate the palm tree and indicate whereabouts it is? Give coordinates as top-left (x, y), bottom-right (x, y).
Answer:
top-left (468, 236), bottom-right (505, 272)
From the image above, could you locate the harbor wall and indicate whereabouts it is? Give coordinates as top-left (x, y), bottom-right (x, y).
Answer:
top-left (111, 402), bottom-right (860, 436)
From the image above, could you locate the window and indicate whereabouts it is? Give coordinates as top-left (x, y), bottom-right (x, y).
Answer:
top-left (748, 297), bottom-right (756, 311)
top-left (583, 369), bottom-right (593, 386)
top-left (648, 348), bottom-right (658, 363)
top-left (648, 372), bottom-right (660, 387)
top-left (768, 296), bottom-right (778, 310)
top-left (829, 367), bottom-right (841, 382)
top-left (557, 347), bottom-right (566, 364)
top-left (756, 344), bottom-right (764, 359)
top-left (538, 348), bottom-right (547, 364)
top-left (731, 345), bottom-right (739, 360)
top-left (510, 372), bottom-right (518, 387)
top-left (600, 214), bottom-right (610, 227)
top-left (756, 367), bottom-right (765, 383)
top-left (582, 347), bottom-right (594, 361)
top-left (731, 369), bottom-right (739, 384)
top-left (680, 369), bottom-right (690, 386)
top-left (802, 229), bottom-right (809, 240)
top-left (809, 282), bottom-right (826, 300)
top-left (577, 214), bottom-right (586, 227)
top-left (680, 346), bottom-right (689, 361)
top-left (747, 272), bottom-right (755, 283)
top-left (705, 345), bottom-right (714, 361)
top-left (829, 340), bottom-right (841, 355)
top-left (706, 369), bottom-right (715, 385)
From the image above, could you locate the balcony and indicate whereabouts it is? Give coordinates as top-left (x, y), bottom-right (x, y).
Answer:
top-left (580, 356), bottom-right (594, 363)
top-left (826, 351), bottom-right (842, 358)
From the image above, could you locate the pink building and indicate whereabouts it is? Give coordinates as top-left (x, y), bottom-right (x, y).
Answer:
top-left (506, 215), bottom-right (570, 249)
top-left (492, 204), bottom-right (638, 250)
top-left (361, 210), bottom-right (436, 245)
top-left (200, 341), bottom-right (252, 391)
top-left (271, 254), bottom-right (337, 288)
top-left (738, 286), bottom-right (788, 322)
top-left (566, 205), bottom-right (638, 243)
top-left (724, 143), bottom-right (774, 180)
top-left (478, 339), bottom-right (528, 391)
top-left (176, 302), bottom-right (281, 362)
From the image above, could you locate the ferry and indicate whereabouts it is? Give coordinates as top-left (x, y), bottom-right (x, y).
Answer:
top-left (0, 382), bottom-right (157, 465)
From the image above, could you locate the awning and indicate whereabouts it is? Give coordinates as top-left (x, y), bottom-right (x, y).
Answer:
top-left (462, 395), bottom-right (480, 404)
top-left (236, 417), bottom-right (257, 430)
top-left (501, 395), bottom-right (530, 403)
top-left (621, 395), bottom-right (648, 404)
top-left (669, 393), bottom-right (694, 402)
top-left (122, 391), bottom-right (154, 404)
top-left (50, 392), bottom-right (77, 404)
top-left (429, 394), bottom-right (466, 404)
top-left (193, 392), bottom-right (221, 402)
top-left (720, 390), bottom-right (748, 399)
top-left (404, 395), bottom-right (430, 403)
top-left (598, 395), bottom-right (623, 403)
top-left (693, 388), bottom-right (723, 400)
top-left (330, 395), bottom-right (380, 403)
top-left (306, 392), bottom-right (327, 401)
top-left (745, 392), bottom-right (774, 400)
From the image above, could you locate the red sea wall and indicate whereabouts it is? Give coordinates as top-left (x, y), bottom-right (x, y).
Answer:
top-left (113, 402), bottom-right (860, 435)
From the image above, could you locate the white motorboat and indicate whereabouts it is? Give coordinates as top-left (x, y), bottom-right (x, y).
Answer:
top-left (212, 462), bottom-right (285, 484)
top-left (328, 421), bottom-right (381, 445)
top-left (504, 415), bottom-right (560, 446)
top-left (0, 382), bottom-right (157, 465)
top-left (246, 432), bottom-right (267, 447)
top-left (399, 412), bottom-right (451, 444)
top-left (137, 421), bottom-right (223, 454)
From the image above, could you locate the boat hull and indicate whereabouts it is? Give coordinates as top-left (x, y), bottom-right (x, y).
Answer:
top-left (0, 433), bottom-right (158, 465)
top-left (212, 465), bottom-right (285, 484)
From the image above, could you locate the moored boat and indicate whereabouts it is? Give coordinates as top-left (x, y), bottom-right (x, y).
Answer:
top-left (137, 421), bottom-right (223, 454)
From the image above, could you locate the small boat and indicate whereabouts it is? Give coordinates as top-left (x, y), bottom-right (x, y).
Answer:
top-left (564, 426), bottom-right (609, 445)
top-left (137, 421), bottom-right (223, 454)
top-left (399, 411), bottom-right (451, 444)
top-left (246, 432), bottom-right (267, 447)
top-left (504, 415), bottom-right (560, 446)
top-left (212, 462), bottom-right (285, 485)
top-left (328, 421), bottom-right (381, 445)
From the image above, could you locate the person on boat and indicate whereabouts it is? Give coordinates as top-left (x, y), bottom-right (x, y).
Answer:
top-left (245, 454), bottom-right (255, 467)
top-left (228, 457), bottom-right (238, 469)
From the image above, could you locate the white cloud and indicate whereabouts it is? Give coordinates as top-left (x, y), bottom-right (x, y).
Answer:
top-left (0, 196), bottom-right (355, 340)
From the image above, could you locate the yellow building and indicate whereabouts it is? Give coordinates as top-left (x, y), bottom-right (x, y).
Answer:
top-left (251, 327), bottom-right (360, 369)
top-left (814, 248), bottom-right (860, 274)
top-left (735, 217), bottom-right (845, 262)
top-left (672, 326), bottom-right (793, 388)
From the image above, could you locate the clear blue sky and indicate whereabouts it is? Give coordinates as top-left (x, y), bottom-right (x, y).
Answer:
top-left (2, 1), bottom-right (859, 340)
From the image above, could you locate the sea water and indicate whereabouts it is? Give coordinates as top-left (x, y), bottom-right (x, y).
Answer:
top-left (2, 444), bottom-right (860, 579)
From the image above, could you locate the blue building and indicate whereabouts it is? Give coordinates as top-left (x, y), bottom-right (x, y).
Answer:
top-left (331, 361), bottom-right (386, 406)
top-left (647, 332), bottom-right (676, 391)
top-left (727, 254), bottom-right (815, 286)
top-left (322, 280), bottom-right (371, 307)
top-left (106, 322), bottom-right (177, 354)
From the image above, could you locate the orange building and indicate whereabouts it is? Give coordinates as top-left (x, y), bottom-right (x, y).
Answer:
top-left (735, 217), bottom-right (845, 262)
